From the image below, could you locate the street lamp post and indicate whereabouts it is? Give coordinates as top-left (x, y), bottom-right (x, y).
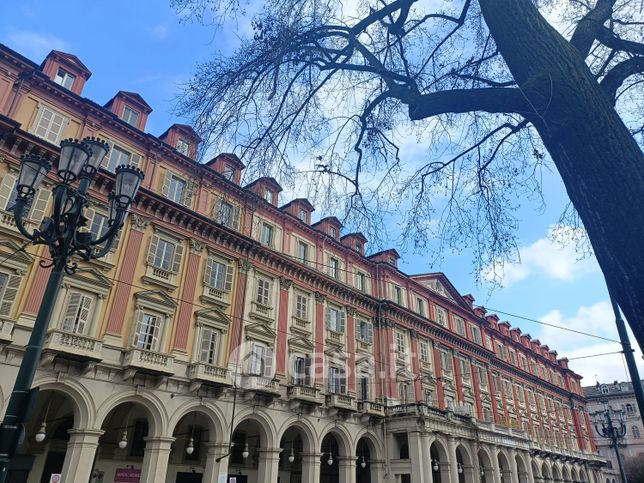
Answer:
top-left (591, 405), bottom-right (628, 483)
top-left (0, 138), bottom-right (144, 482)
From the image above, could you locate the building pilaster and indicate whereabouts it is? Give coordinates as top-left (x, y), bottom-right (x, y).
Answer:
top-left (60, 429), bottom-right (104, 483)
top-left (140, 436), bottom-right (174, 483)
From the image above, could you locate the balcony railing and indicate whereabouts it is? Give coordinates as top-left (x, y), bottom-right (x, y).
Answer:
top-left (288, 385), bottom-right (322, 404)
top-left (189, 362), bottom-right (231, 386)
top-left (326, 393), bottom-right (356, 411)
top-left (356, 340), bottom-right (372, 352)
top-left (292, 316), bottom-right (311, 331)
top-left (143, 265), bottom-right (178, 290)
top-left (43, 329), bottom-right (103, 361)
top-left (250, 302), bottom-right (274, 322)
top-left (124, 348), bottom-right (175, 375)
top-left (0, 320), bottom-right (14, 344)
top-left (241, 375), bottom-right (281, 395)
top-left (357, 401), bottom-right (385, 417)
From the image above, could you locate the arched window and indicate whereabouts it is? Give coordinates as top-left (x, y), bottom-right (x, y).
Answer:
top-left (600, 384), bottom-right (609, 394)
top-left (625, 403), bottom-right (635, 414)
top-left (632, 426), bottom-right (641, 439)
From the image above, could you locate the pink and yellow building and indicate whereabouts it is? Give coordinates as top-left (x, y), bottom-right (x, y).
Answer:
top-left (0, 43), bottom-right (605, 483)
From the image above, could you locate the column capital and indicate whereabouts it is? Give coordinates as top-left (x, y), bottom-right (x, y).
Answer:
top-left (67, 428), bottom-right (105, 439)
top-left (189, 238), bottom-right (205, 254)
top-left (130, 214), bottom-right (150, 232)
top-left (345, 306), bottom-right (357, 317)
top-left (238, 258), bottom-right (253, 273)
top-left (315, 292), bottom-right (326, 303)
top-left (143, 436), bottom-right (176, 446)
top-left (279, 277), bottom-right (293, 289)
top-left (258, 447), bottom-right (283, 457)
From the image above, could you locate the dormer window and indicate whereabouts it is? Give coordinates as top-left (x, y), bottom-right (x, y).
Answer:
top-left (356, 241), bottom-right (362, 253)
top-left (223, 164), bottom-right (235, 181)
top-left (298, 209), bottom-right (307, 222)
top-left (330, 226), bottom-right (337, 239)
top-left (389, 257), bottom-right (396, 266)
top-left (176, 138), bottom-right (190, 156)
top-left (263, 189), bottom-right (273, 203)
top-left (54, 68), bottom-right (75, 90)
top-left (122, 106), bottom-right (140, 127)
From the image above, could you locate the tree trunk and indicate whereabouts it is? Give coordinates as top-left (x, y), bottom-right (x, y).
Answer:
top-left (478, 0), bottom-right (644, 350)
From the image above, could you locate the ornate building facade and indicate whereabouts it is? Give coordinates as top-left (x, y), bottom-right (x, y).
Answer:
top-left (0, 43), bottom-right (605, 483)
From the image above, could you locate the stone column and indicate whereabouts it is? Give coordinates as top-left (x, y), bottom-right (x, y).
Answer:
top-left (369, 459), bottom-right (386, 483)
top-left (346, 307), bottom-right (357, 394)
top-left (447, 436), bottom-right (459, 483)
top-left (525, 452), bottom-right (535, 483)
top-left (408, 431), bottom-right (428, 483)
top-left (257, 448), bottom-right (281, 482)
top-left (491, 448), bottom-right (503, 483)
top-left (338, 455), bottom-right (357, 483)
top-left (509, 450), bottom-right (520, 483)
top-left (203, 443), bottom-right (231, 483)
top-left (275, 277), bottom-right (292, 378)
top-left (60, 429), bottom-right (104, 483)
top-left (140, 436), bottom-right (175, 483)
top-left (301, 452), bottom-right (322, 483)
top-left (314, 292), bottom-right (326, 387)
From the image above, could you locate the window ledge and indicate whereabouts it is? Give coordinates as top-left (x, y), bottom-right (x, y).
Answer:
top-left (200, 286), bottom-right (231, 307)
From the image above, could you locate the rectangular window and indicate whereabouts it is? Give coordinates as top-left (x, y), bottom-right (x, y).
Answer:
top-left (105, 145), bottom-right (131, 172)
top-left (263, 189), bottom-right (273, 203)
top-left (424, 390), bottom-right (433, 405)
top-left (419, 341), bottom-right (430, 362)
top-left (122, 106), bottom-right (140, 127)
top-left (356, 272), bottom-right (366, 291)
top-left (261, 223), bottom-right (274, 247)
top-left (516, 384), bottom-right (525, 403)
top-left (176, 138), bottom-right (190, 156)
top-left (395, 331), bottom-right (406, 353)
top-left (54, 68), bottom-right (75, 89)
top-left (416, 298), bottom-right (425, 316)
top-left (470, 325), bottom-right (482, 344)
top-left (248, 342), bottom-right (272, 376)
top-left (152, 238), bottom-right (176, 271)
top-left (134, 313), bottom-right (162, 351)
top-left (460, 359), bottom-right (472, 384)
top-left (440, 351), bottom-right (453, 374)
top-left (435, 306), bottom-right (447, 326)
top-left (60, 290), bottom-right (94, 334)
top-left (326, 306), bottom-right (345, 332)
top-left (329, 257), bottom-right (339, 279)
top-left (359, 376), bottom-right (369, 401)
top-left (399, 383), bottom-right (410, 403)
top-left (199, 327), bottom-right (219, 364)
top-left (454, 316), bottom-right (466, 336)
top-left (298, 209), bottom-right (307, 222)
top-left (167, 174), bottom-right (187, 204)
top-left (477, 366), bottom-right (489, 389)
top-left (33, 105), bottom-right (67, 143)
top-left (298, 242), bottom-right (308, 264)
top-left (496, 343), bottom-right (506, 360)
top-left (328, 366), bottom-right (346, 394)
top-left (256, 278), bottom-right (271, 306)
top-left (222, 164), bottom-right (235, 181)
top-left (216, 200), bottom-right (233, 227)
top-left (204, 257), bottom-right (233, 291)
top-left (292, 355), bottom-right (311, 386)
top-left (509, 349), bottom-right (517, 366)
top-left (355, 319), bottom-right (373, 344)
top-left (329, 226), bottom-right (337, 239)
top-left (295, 293), bottom-right (309, 320)
top-left (393, 285), bottom-right (403, 305)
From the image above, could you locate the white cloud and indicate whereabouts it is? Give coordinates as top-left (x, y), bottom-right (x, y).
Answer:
top-left (483, 225), bottom-right (598, 287)
top-left (5, 30), bottom-right (70, 60)
top-left (149, 24), bottom-right (169, 41)
top-left (535, 301), bottom-right (644, 384)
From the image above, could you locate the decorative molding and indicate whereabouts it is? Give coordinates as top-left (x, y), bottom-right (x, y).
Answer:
top-left (130, 214), bottom-right (150, 232)
top-left (189, 239), bottom-right (205, 254)
top-left (314, 292), bottom-right (326, 304)
top-left (345, 306), bottom-right (357, 317)
top-left (279, 277), bottom-right (293, 290)
top-left (409, 329), bottom-right (419, 339)
top-left (238, 259), bottom-right (252, 273)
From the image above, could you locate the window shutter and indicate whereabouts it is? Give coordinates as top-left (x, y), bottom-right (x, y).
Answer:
top-left (172, 241), bottom-right (184, 273)
top-left (199, 328), bottom-right (213, 363)
top-left (160, 171), bottom-right (171, 197)
top-left (0, 173), bottom-right (16, 210)
top-left (304, 355), bottom-right (312, 385)
top-left (147, 234), bottom-right (160, 265)
top-left (340, 368), bottom-right (347, 393)
top-left (232, 204), bottom-right (241, 230)
top-left (224, 264), bottom-right (234, 291)
top-left (338, 311), bottom-right (346, 333)
top-left (62, 291), bottom-right (82, 332)
top-left (355, 320), bottom-right (360, 340)
top-left (367, 323), bottom-right (373, 344)
top-left (28, 187), bottom-right (51, 223)
top-left (130, 153), bottom-right (142, 168)
top-left (132, 310), bottom-right (144, 347)
top-left (183, 180), bottom-right (198, 207)
top-left (0, 274), bottom-right (22, 317)
top-left (83, 206), bottom-right (95, 233)
top-left (77, 294), bottom-right (93, 334)
top-left (263, 347), bottom-right (274, 377)
top-left (203, 256), bottom-right (214, 286)
top-left (325, 308), bottom-right (330, 330)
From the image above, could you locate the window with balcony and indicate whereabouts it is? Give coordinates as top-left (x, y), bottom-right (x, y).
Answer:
top-left (204, 256), bottom-right (234, 293)
top-left (328, 365), bottom-right (346, 394)
top-left (255, 277), bottom-right (272, 306)
top-left (247, 342), bottom-right (273, 376)
top-left (176, 138), bottom-right (190, 156)
top-left (326, 306), bottom-right (345, 333)
top-left (395, 331), bottom-right (406, 354)
top-left (328, 257), bottom-right (339, 279)
top-left (60, 290), bottom-right (95, 334)
top-left (133, 311), bottom-right (163, 351)
top-left (398, 383), bottom-right (411, 403)
top-left (359, 376), bottom-right (370, 401)
top-left (454, 316), bottom-right (466, 336)
top-left (424, 390), bottom-right (433, 405)
top-left (54, 68), bottom-right (75, 89)
top-left (435, 306), bottom-right (447, 327)
top-left (198, 327), bottom-right (220, 365)
top-left (0, 270), bottom-right (22, 318)
top-left (148, 236), bottom-right (181, 272)
top-left (32, 105), bottom-right (68, 144)
top-left (355, 319), bottom-right (373, 344)
top-left (122, 106), bottom-right (140, 127)
top-left (261, 223), bottom-right (274, 247)
top-left (292, 355), bottom-right (312, 386)
top-left (214, 198), bottom-right (240, 230)
top-left (294, 293), bottom-right (309, 321)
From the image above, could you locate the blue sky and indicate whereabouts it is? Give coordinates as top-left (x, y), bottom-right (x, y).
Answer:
top-left (3, 0), bottom-right (641, 384)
